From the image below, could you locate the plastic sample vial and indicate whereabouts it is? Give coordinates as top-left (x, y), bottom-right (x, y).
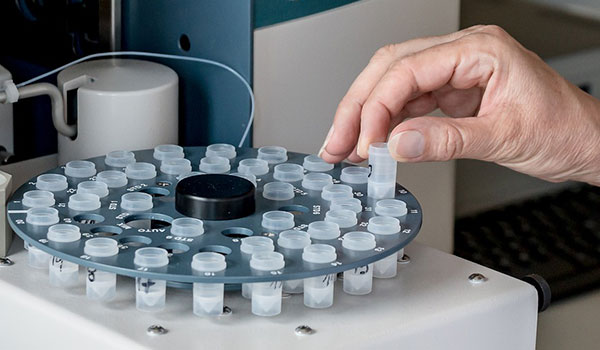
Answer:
top-left (26, 207), bottom-right (60, 226)
top-left (342, 231), bottom-right (377, 295)
top-left (340, 166), bottom-right (370, 184)
top-left (177, 171), bottom-right (205, 181)
top-left (120, 192), bottom-right (153, 212)
top-left (77, 181), bottom-right (109, 198)
top-left (96, 170), bottom-right (128, 188)
top-left (191, 252), bottom-right (227, 316)
top-left (160, 158), bottom-right (192, 176)
top-left (273, 163), bottom-right (304, 182)
top-left (307, 221), bottom-right (341, 240)
top-left (325, 209), bottom-right (358, 228)
top-left (368, 216), bottom-right (401, 278)
top-left (153, 144), bottom-right (184, 160)
top-left (261, 211), bottom-right (295, 231)
top-left (375, 199), bottom-right (408, 218)
top-left (302, 172), bottom-right (333, 191)
top-left (68, 193), bottom-right (101, 211)
top-left (36, 174), bottom-right (68, 192)
top-left (22, 190), bottom-right (55, 208)
top-left (321, 184), bottom-right (354, 201)
top-left (303, 155), bottom-right (334, 172)
top-left (206, 143), bottom-right (236, 160)
top-left (262, 182), bottom-right (295, 201)
top-left (105, 150), bottom-right (136, 168)
top-left (330, 198), bottom-right (363, 214)
top-left (47, 224), bottom-right (81, 287)
top-left (199, 156), bottom-right (231, 174)
top-left (27, 244), bottom-right (52, 269)
top-left (125, 162), bottom-right (157, 180)
top-left (231, 172), bottom-right (257, 187)
top-left (237, 158), bottom-right (269, 176)
top-left (240, 236), bottom-right (275, 299)
top-left (134, 247), bottom-right (169, 312)
top-left (277, 230), bottom-right (311, 293)
top-left (257, 146), bottom-right (288, 164)
top-left (84, 238), bottom-right (119, 301)
top-left (303, 244), bottom-right (337, 308)
top-left (250, 252), bottom-right (285, 316)
top-left (367, 143), bottom-right (397, 199)
top-left (171, 217), bottom-right (204, 237)
top-left (65, 160), bottom-right (97, 178)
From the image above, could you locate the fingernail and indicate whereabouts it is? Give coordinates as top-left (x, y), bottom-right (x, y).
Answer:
top-left (388, 130), bottom-right (424, 159)
top-left (318, 125), bottom-right (335, 157)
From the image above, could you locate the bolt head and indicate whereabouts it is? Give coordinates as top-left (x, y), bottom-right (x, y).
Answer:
top-left (221, 306), bottom-right (232, 315)
top-left (397, 254), bottom-right (411, 264)
top-left (0, 257), bottom-right (14, 266)
top-left (295, 325), bottom-right (314, 336)
top-left (147, 325), bottom-right (168, 336)
top-left (469, 273), bottom-right (488, 284)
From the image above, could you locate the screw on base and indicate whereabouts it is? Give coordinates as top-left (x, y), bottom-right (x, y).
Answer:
top-left (221, 306), bottom-right (232, 315)
top-left (398, 254), bottom-right (410, 264)
top-left (147, 325), bottom-right (168, 336)
top-left (0, 257), bottom-right (14, 266)
top-left (295, 325), bottom-right (315, 336)
top-left (468, 273), bottom-right (488, 284)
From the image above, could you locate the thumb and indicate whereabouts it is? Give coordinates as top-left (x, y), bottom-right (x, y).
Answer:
top-left (387, 116), bottom-right (494, 162)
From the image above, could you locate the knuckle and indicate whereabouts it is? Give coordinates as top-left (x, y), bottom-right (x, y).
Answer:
top-left (438, 123), bottom-right (465, 161)
top-left (481, 25), bottom-right (509, 38)
top-left (372, 44), bottom-right (397, 61)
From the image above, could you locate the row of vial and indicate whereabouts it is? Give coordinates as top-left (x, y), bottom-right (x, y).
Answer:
top-left (26, 212), bottom-right (403, 317)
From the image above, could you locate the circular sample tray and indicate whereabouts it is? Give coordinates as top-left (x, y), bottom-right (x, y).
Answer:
top-left (7, 147), bottom-right (422, 283)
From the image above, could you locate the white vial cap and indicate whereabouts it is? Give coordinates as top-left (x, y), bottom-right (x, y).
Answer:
top-left (36, 174), bottom-right (68, 192)
top-left (68, 193), bottom-right (101, 211)
top-left (120, 192), bottom-right (153, 212)
top-left (125, 162), bottom-right (157, 180)
top-left (206, 143), bottom-right (236, 160)
top-left (330, 198), bottom-right (363, 214)
top-left (153, 144), bottom-right (184, 160)
top-left (84, 237), bottom-right (119, 257)
top-left (26, 207), bottom-right (59, 226)
top-left (161, 158), bottom-right (192, 175)
top-left (302, 173), bottom-right (333, 191)
top-left (257, 146), bottom-right (288, 164)
top-left (261, 211), bottom-right (295, 231)
top-left (171, 217), bottom-right (204, 237)
top-left (134, 247), bottom-right (169, 268)
top-left (277, 230), bottom-right (311, 250)
top-left (342, 231), bottom-right (376, 251)
top-left (273, 163), bottom-right (304, 182)
top-left (22, 190), bottom-right (55, 208)
top-left (191, 252), bottom-right (226, 272)
top-left (237, 158), bottom-right (269, 176)
top-left (96, 170), bottom-right (128, 188)
top-left (303, 155), bottom-right (334, 172)
top-left (368, 216), bottom-right (401, 235)
top-left (47, 224), bottom-right (81, 243)
top-left (303, 244), bottom-right (337, 264)
top-left (65, 160), bottom-right (97, 178)
top-left (307, 221), bottom-right (340, 240)
top-left (77, 181), bottom-right (109, 198)
top-left (325, 209), bottom-right (357, 228)
top-left (321, 184), bottom-right (353, 201)
top-left (250, 251), bottom-right (285, 271)
top-left (240, 236), bottom-right (275, 255)
top-left (199, 156), bottom-right (231, 174)
top-left (375, 199), bottom-right (408, 217)
top-left (263, 182), bottom-right (295, 201)
top-left (231, 172), bottom-right (257, 187)
top-left (105, 150), bottom-right (136, 168)
top-left (341, 166), bottom-right (370, 184)
top-left (177, 171), bottom-right (205, 181)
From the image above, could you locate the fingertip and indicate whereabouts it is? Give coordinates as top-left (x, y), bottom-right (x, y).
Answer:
top-left (319, 150), bottom-right (345, 164)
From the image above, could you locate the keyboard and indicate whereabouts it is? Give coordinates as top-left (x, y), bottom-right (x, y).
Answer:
top-left (454, 184), bottom-right (600, 301)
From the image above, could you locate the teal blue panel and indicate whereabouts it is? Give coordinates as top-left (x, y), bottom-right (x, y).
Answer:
top-left (254, 0), bottom-right (360, 28)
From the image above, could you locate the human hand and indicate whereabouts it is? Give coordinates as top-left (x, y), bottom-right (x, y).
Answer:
top-left (319, 25), bottom-right (600, 185)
